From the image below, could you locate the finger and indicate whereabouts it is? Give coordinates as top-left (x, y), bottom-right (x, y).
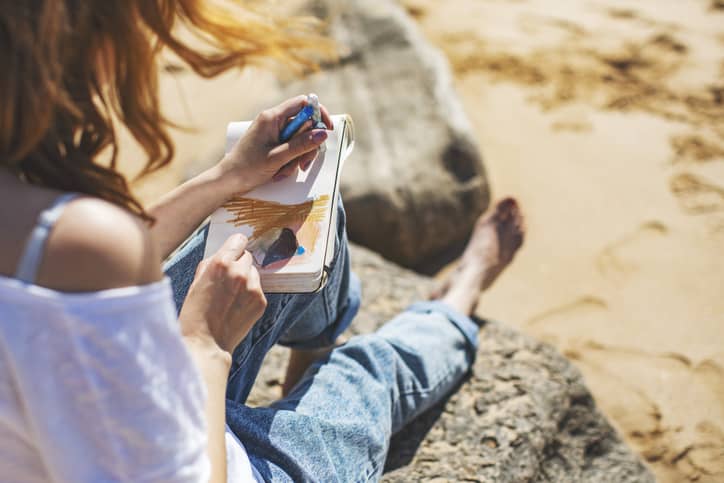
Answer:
top-left (273, 159), bottom-right (301, 181)
top-left (247, 265), bottom-right (262, 292)
top-left (195, 259), bottom-right (208, 277)
top-left (285, 119), bottom-right (313, 135)
top-left (320, 104), bottom-right (333, 130)
top-left (227, 252), bottom-right (254, 289)
top-left (297, 149), bottom-right (319, 172)
top-left (232, 250), bottom-right (254, 273)
top-left (269, 129), bottom-right (327, 169)
top-left (274, 148), bottom-right (318, 181)
top-left (273, 95), bottom-right (308, 121)
top-left (247, 267), bottom-right (267, 308)
top-left (282, 148), bottom-right (319, 174)
top-left (218, 233), bottom-right (248, 263)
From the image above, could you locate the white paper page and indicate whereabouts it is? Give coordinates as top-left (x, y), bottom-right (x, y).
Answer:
top-left (204, 115), bottom-right (350, 278)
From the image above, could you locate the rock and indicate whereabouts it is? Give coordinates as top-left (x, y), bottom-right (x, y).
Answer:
top-left (249, 244), bottom-right (655, 481)
top-left (287, 0), bottom-right (490, 270)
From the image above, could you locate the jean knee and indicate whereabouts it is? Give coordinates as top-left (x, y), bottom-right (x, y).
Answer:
top-left (277, 200), bottom-right (360, 350)
top-left (333, 334), bottom-right (399, 381)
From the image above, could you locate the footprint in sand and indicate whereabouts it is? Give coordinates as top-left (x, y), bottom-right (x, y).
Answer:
top-left (670, 172), bottom-right (724, 214)
top-left (606, 8), bottom-right (638, 20)
top-left (518, 15), bottom-right (587, 38)
top-left (563, 340), bottom-right (724, 479)
top-left (694, 358), bottom-right (724, 404)
top-left (574, 339), bottom-right (692, 367)
top-left (596, 221), bottom-right (668, 279)
top-left (525, 295), bottom-right (607, 327)
top-left (605, 8), bottom-right (681, 32)
top-left (692, 419), bottom-right (724, 477)
top-left (400, 0), bottom-right (426, 20)
top-left (162, 63), bottom-right (187, 74)
top-left (561, 341), bottom-right (678, 462)
top-left (670, 134), bottom-right (724, 164)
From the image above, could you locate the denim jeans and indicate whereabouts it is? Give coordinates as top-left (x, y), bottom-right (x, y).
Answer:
top-left (163, 201), bottom-right (479, 482)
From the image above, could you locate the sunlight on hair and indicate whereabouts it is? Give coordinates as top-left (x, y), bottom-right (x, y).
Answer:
top-left (0, 0), bottom-right (336, 222)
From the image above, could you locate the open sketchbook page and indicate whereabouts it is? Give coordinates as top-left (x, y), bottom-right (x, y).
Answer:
top-left (203, 115), bottom-right (352, 282)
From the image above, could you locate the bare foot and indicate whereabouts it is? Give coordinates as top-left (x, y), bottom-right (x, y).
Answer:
top-left (433, 198), bottom-right (525, 315)
top-left (283, 199), bottom-right (523, 394)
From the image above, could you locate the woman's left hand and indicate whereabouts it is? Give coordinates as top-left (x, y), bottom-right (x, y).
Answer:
top-left (217, 95), bottom-right (333, 194)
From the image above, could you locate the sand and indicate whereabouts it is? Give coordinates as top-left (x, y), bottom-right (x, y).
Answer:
top-left (120, 1), bottom-right (724, 481)
top-left (400, 0), bottom-right (724, 481)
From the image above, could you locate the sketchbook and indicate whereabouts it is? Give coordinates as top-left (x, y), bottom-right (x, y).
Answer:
top-left (203, 115), bottom-right (354, 293)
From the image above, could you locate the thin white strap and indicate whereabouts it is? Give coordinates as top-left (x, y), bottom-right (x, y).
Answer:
top-left (15, 193), bottom-right (80, 283)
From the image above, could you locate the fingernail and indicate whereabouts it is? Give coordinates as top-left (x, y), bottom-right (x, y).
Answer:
top-left (273, 173), bottom-right (287, 182)
top-left (312, 130), bottom-right (327, 142)
top-left (301, 159), bottom-right (313, 171)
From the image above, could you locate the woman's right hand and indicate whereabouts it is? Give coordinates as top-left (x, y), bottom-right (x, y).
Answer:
top-left (179, 234), bottom-right (267, 354)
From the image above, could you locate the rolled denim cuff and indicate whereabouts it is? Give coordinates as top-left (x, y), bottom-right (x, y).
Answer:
top-left (406, 300), bottom-right (480, 352)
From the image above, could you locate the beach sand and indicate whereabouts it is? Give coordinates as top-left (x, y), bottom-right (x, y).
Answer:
top-left (401, 1), bottom-right (724, 481)
top-left (121, 1), bottom-right (724, 481)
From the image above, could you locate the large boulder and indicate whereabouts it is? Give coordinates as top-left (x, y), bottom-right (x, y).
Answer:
top-left (285, 0), bottom-right (490, 270)
top-left (249, 244), bottom-right (655, 482)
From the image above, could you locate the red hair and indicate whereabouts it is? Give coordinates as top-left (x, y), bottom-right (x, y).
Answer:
top-left (0, 0), bottom-right (332, 220)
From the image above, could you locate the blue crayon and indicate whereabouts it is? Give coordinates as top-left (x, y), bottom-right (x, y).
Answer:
top-left (279, 104), bottom-right (315, 143)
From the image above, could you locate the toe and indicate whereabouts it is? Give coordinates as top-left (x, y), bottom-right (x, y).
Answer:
top-left (496, 197), bottom-right (519, 218)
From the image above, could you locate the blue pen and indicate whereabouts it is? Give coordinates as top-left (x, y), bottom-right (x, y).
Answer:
top-left (279, 104), bottom-right (315, 143)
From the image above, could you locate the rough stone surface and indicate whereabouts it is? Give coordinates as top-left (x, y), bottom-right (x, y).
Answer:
top-left (285, 0), bottom-right (490, 270)
top-left (248, 245), bottom-right (655, 482)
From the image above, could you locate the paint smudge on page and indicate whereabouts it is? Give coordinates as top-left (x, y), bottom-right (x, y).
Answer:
top-left (261, 228), bottom-right (299, 267)
top-left (222, 195), bottom-right (330, 267)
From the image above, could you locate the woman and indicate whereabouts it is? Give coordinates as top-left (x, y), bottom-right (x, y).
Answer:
top-left (0, 1), bottom-right (524, 482)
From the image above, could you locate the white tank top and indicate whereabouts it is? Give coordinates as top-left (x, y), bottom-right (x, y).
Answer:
top-left (0, 193), bottom-right (259, 482)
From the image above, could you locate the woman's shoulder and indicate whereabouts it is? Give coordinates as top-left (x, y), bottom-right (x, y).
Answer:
top-left (39, 196), bottom-right (162, 292)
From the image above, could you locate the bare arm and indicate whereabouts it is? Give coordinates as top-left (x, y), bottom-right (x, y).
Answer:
top-left (148, 165), bottom-right (237, 260)
top-left (182, 334), bottom-right (232, 483)
top-left (178, 233), bottom-right (267, 483)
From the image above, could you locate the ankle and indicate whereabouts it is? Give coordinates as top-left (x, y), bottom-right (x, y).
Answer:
top-left (440, 288), bottom-right (477, 317)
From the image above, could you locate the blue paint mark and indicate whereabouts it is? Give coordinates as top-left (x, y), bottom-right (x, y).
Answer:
top-left (296, 246), bottom-right (306, 255)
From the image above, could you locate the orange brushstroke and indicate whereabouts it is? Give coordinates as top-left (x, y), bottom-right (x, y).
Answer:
top-left (222, 195), bottom-right (330, 242)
